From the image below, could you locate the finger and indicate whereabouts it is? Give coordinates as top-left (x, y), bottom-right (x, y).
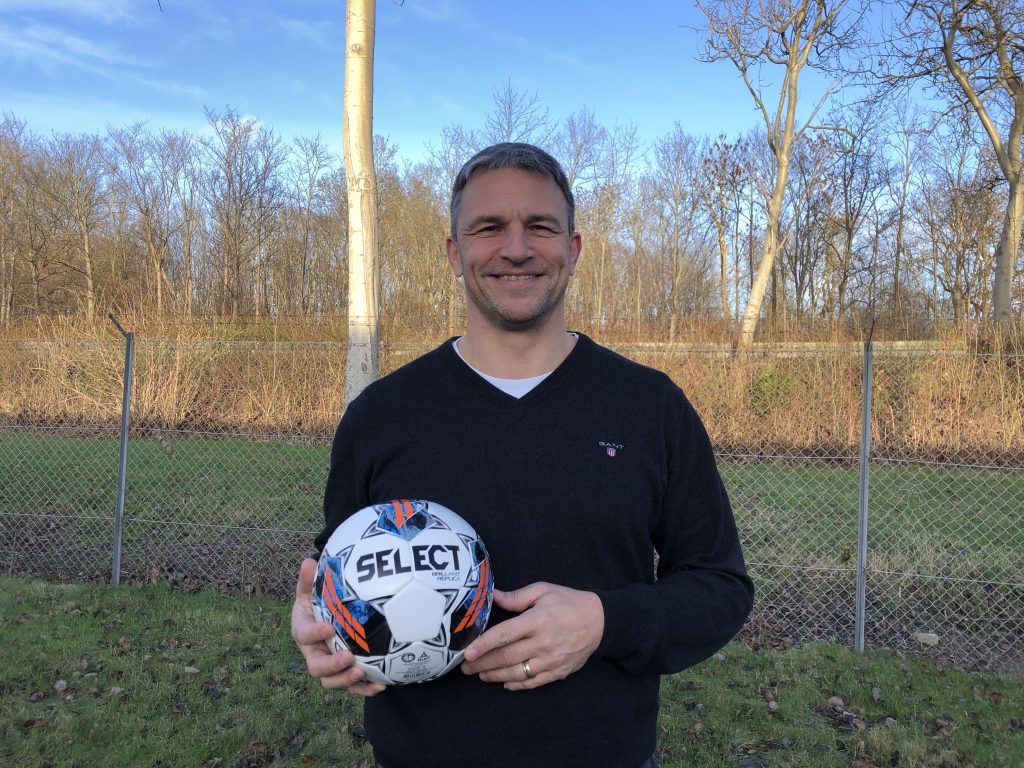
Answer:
top-left (472, 651), bottom-right (539, 684)
top-left (306, 648), bottom-right (357, 680)
top-left (503, 671), bottom-right (549, 692)
top-left (462, 637), bottom-right (534, 675)
top-left (316, 659), bottom-right (386, 696)
top-left (491, 582), bottom-right (547, 613)
top-left (461, 614), bottom-right (529, 666)
top-left (503, 656), bottom-right (553, 690)
top-left (293, 617), bottom-right (337, 647)
top-left (347, 680), bottom-right (387, 697)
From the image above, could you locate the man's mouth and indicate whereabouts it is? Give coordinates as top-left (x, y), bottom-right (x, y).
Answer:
top-left (495, 274), bottom-right (537, 281)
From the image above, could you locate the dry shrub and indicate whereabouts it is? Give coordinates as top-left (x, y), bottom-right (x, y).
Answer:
top-left (0, 338), bottom-right (126, 426)
top-left (873, 351), bottom-right (1024, 462)
top-left (2, 319), bottom-right (1023, 461)
top-left (655, 346), bottom-right (864, 460)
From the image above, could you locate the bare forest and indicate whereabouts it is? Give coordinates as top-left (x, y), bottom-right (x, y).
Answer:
top-left (1, 0), bottom-right (1023, 342)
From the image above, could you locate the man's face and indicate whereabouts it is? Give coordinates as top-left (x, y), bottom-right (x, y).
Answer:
top-left (446, 167), bottom-right (581, 333)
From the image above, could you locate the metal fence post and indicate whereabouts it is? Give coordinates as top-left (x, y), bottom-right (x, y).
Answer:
top-left (109, 314), bottom-right (134, 587)
top-left (854, 339), bottom-right (874, 652)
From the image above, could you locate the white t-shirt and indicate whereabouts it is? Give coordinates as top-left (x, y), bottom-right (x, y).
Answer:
top-left (453, 337), bottom-right (575, 398)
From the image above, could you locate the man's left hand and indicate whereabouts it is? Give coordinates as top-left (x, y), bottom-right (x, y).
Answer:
top-left (460, 582), bottom-right (604, 690)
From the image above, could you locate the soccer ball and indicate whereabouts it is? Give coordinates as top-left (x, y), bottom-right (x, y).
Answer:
top-left (312, 499), bottom-right (493, 685)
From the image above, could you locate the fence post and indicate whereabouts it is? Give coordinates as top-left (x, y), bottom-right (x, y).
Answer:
top-left (854, 339), bottom-right (874, 652)
top-left (109, 314), bottom-right (134, 587)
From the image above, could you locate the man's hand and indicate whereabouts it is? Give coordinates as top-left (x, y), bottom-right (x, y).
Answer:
top-left (291, 558), bottom-right (386, 697)
top-left (459, 582), bottom-right (604, 690)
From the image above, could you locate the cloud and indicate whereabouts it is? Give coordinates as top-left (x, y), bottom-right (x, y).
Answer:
top-left (133, 77), bottom-right (206, 102)
top-left (19, 24), bottom-right (154, 68)
top-left (280, 18), bottom-right (335, 50)
top-left (0, 0), bottom-right (138, 24)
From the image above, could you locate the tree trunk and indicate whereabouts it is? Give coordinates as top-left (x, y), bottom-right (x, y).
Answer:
top-left (993, 175), bottom-right (1023, 324)
top-left (718, 230), bottom-right (730, 322)
top-left (343, 0), bottom-right (380, 408)
top-left (81, 221), bottom-right (96, 316)
top-left (739, 162), bottom-right (788, 346)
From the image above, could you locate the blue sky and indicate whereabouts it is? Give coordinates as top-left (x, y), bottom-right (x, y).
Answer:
top-left (0, 0), bottom-right (837, 164)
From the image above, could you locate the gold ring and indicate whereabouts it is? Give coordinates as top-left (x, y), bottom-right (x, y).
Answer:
top-left (521, 659), bottom-right (534, 679)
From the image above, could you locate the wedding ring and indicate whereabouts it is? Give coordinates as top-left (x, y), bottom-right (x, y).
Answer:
top-left (521, 659), bottom-right (534, 679)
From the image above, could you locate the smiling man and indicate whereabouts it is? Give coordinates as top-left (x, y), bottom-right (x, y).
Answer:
top-left (291, 143), bottom-right (754, 768)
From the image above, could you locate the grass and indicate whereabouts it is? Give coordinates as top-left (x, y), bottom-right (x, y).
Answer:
top-left (1, 575), bottom-right (1021, 768)
top-left (0, 430), bottom-right (328, 533)
top-left (5, 431), bottom-right (1023, 551)
top-left (2, 430), bottom-right (1022, 668)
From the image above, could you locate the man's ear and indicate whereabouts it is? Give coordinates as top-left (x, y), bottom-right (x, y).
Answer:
top-left (445, 236), bottom-right (464, 277)
top-left (568, 232), bottom-right (582, 275)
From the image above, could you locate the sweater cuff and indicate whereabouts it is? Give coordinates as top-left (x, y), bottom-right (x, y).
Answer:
top-left (593, 586), bottom-right (646, 662)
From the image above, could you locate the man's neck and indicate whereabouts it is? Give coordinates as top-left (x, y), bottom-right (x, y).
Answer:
top-left (456, 322), bottom-right (577, 379)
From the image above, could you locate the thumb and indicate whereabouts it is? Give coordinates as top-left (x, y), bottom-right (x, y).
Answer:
top-left (296, 557), bottom-right (318, 599)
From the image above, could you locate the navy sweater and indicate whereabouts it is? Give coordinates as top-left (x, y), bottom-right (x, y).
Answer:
top-left (316, 334), bottom-right (753, 768)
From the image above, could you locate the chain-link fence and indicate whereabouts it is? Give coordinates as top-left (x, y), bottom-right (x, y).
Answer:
top-left (1, 336), bottom-right (1021, 672)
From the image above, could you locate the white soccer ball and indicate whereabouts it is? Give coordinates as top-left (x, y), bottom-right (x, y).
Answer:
top-left (312, 499), bottom-right (494, 685)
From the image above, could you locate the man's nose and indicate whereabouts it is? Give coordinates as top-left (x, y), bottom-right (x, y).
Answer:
top-left (500, 224), bottom-right (530, 261)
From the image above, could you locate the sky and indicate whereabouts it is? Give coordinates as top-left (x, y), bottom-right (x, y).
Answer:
top-left (0, 0), bottom-right (840, 165)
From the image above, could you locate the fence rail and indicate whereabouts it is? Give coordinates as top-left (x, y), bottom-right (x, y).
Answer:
top-left (1, 336), bottom-right (1021, 672)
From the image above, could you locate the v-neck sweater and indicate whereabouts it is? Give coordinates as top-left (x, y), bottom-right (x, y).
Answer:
top-left (316, 333), bottom-right (753, 768)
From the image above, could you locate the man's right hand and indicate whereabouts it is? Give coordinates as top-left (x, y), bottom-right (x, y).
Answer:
top-left (291, 557), bottom-right (387, 697)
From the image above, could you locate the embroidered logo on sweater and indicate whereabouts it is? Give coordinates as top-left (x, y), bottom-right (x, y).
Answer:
top-left (599, 441), bottom-right (623, 457)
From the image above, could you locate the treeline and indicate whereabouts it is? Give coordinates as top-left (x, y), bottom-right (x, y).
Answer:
top-left (0, 94), bottom-right (1021, 339)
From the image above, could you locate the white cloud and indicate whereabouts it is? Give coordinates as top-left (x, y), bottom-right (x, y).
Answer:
top-left (21, 24), bottom-right (154, 68)
top-left (0, 0), bottom-right (138, 24)
top-left (279, 18), bottom-right (335, 50)
top-left (133, 77), bottom-right (206, 101)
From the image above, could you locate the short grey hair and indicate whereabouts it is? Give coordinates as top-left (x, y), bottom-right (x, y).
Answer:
top-left (449, 142), bottom-right (575, 237)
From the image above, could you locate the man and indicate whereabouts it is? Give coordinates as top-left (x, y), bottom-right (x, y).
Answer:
top-left (292, 142), bottom-right (754, 768)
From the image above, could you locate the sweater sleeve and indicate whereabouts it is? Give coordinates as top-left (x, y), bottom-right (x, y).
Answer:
top-left (314, 396), bottom-right (371, 556)
top-left (593, 391), bottom-right (754, 675)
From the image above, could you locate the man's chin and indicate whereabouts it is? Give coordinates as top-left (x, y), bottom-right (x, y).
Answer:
top-left (469, 291), bottom-right (567, 335)
top-left (480, 308), bottom-right (558, 334)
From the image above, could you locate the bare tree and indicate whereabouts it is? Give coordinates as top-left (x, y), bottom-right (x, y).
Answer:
top-left (697, 0), bottom-right (854, 345)
top-left (289, 135), bottom-right (336, 315)
top-left (780, 133), bottom-right (834, 322)
top-left (483, 79), bottom-right (554, 147)
top-left (883, 103), bottom-right (929, 323)
top-left (40, 134), bottom-right (107, 316)
top-left (107, 123), bottom-right (179, 314)
top-left (572, 123), bottom-right (640, 331)
top-left (164, 131), bottom-right (202, 316)
top-left (881, 0), bottom-right (1024, 326)
top-left (699, 135), bottom-right (745, 323)
top-left (0, 116), bottom-right (27, 325)
top-left (640, 126), bottom-right (713, 338)
top-left (917, 124), bottom-right (1003, 326)
top-left (343, 0), bottom-right (380, 407)
top-left (203, 107), bottom-right (286, 316)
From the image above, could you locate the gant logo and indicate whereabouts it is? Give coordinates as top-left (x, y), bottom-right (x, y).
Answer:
top-left (599, 441), bottom-right (623, 457)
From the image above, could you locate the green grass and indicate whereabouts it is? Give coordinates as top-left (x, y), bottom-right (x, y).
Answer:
top-left (0, 431), bottom-right (329, 533)
top-left (1, 576), bottom-right (1021, 768)
top-left (5, 431), bottom-right (1023, 550)
top-left (3, 430), bottom-right (1022, 669)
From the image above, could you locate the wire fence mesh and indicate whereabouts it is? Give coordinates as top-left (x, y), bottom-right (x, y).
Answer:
top-left (1, 336), bottom-right (1021, 671)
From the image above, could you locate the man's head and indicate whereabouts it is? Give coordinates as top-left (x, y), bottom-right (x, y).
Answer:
top-left (450, 142), bottom-right (575, 238)
top-left (444, 143), bottom-right (582, 336)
